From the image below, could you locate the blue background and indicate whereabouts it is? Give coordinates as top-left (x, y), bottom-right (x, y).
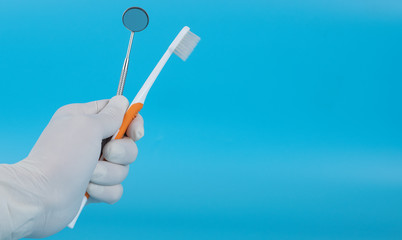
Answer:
top-left (1, 0), bottom-right (402, 239)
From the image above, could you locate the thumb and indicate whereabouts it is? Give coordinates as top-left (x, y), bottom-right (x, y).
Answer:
top-left (96, 96), bottom-right (129, 138)
top-left (54, 100), bottom-right (109, 117)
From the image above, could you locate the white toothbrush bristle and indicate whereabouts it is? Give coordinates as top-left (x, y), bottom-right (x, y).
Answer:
top-left (174, 30), bottom-right (200, 61)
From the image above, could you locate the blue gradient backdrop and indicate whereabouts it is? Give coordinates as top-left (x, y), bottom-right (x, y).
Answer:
top-left (1, 0), bottom-right (402, 239)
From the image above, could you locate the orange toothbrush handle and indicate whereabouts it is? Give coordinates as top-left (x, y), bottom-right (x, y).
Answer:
top-left (115, 103), bottom-right (144, 139)
top-left (85, 103), bottom-right (143, 200)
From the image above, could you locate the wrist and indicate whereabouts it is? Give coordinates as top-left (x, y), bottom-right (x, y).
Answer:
top-left (0, 186), bottom-right (13, 240)
top-left (0, 163), bottom-right (46, 239)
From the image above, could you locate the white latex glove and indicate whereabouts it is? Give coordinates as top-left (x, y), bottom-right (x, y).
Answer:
top-left (0, 96), bottom-right (144, 239)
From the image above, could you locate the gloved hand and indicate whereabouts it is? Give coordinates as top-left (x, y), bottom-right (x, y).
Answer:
top-left (0, 96), bottom-right (144, 239)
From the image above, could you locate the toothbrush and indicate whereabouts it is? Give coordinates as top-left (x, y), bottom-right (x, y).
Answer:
top-left (115, 26), bottom-right (200, 139)
top-left (68, 26), bottom-right (200, 229)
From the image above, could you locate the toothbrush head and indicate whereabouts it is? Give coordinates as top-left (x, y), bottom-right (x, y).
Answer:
top-left (171, 26), bottom-right (201, 61)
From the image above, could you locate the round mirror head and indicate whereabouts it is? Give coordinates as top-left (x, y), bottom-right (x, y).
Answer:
top-left (122, 7), bottom-right (149, 32)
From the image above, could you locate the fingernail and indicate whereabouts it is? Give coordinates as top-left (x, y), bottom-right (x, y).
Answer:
top-left (112, 96), bottom-right (129, 110)
top-left (92, 163), bottom-right (107, 180)
top-left (135, 128), bottom-right (144, 140)
top-left (104, 143), bottom-right (125, 160)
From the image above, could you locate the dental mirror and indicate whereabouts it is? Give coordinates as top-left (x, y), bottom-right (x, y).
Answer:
top-left (116, 7), bottom-right (149, 96)
top-left (122, 7), bottom-right (149, 32)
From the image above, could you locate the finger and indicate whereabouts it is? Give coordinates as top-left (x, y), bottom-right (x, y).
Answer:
top-left (55, 99), bottom-right (109, 116)
top-left (103, 137), bottom-right (138, 165)
top-left (86, 197), bottom-right (101, 205)
top-left (127, 113), bottom-right (145, 141)
top-left (96, 96), bottom-right (129, 138)
top-left (90, 160), bottom-right (129, 186)
top-left (87, 183), bottom-right (123, 204)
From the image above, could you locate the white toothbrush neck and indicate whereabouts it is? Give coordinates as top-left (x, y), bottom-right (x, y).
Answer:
top-left (132, 48), bottom-right (174, 104)
top-left (131, 26), bottom-right (191, 105)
